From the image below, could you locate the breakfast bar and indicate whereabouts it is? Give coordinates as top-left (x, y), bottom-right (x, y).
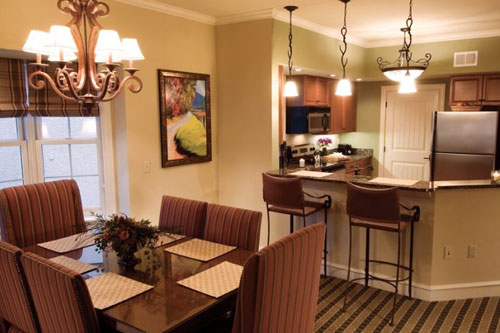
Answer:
top-left (267, 167), bottom-right (500, 301)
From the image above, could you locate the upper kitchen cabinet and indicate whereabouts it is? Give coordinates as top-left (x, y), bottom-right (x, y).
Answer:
top-left (330, 82), bottom-right (357, 134)
top-left (286, 75), bottom-right (331, 107)
top-left (449, 74), bottom-right (500, 106)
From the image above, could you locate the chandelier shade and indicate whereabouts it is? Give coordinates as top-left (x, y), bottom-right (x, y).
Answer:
top-left (336, 78), bottom-right (352, 96)
top-left (382, 67), bottom-right (424, 82)
top-left (284, 80), bottom-right (298, 97)
top-left (398, 73), bottom-right (417, 94)
top-left (22, 0), bottom-right (144, 109)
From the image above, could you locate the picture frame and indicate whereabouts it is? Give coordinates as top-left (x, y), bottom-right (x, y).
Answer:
top-left (158, 69), bottom-right (212, 168)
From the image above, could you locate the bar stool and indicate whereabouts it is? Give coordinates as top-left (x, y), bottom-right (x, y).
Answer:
top-left (262, 173), bottom-right (332, 276)
top-left (343, 182), bottom-right (420, 326)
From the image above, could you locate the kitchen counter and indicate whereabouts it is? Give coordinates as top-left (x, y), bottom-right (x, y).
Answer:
top-left (267, 168), bottom-right (500, 191)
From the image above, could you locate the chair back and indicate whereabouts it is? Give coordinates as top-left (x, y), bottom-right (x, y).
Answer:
top-left (20, 252), bottom-right (99, 333)
top-left (204, 203), bottom-right (262, 252)
top-left (262, 173), bottom-right (304, 209)
top-left (346, 182), bottom-right (400, 223)
top-left (233, 223), bottom-right (326, 333)
top-left (0, 241), bottom-right (39, 333)
top-left (159, 195), bottom-right (207, 238)
top-left (0, 180), bottom-right (86, 248)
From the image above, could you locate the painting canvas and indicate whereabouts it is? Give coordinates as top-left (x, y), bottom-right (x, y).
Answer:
top-left (158, 70), bottom-right (212, 167)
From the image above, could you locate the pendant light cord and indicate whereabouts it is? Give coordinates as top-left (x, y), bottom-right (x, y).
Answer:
top-left (403, 0), bottom-right (414, 66)
top-left (339, 0), bottom-right (349, 79)
top-left (287, 9), bottom-right (294, 76)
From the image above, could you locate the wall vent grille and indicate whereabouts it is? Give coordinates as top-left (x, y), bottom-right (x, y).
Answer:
top-left (454, 51), bottom-right (478, 67)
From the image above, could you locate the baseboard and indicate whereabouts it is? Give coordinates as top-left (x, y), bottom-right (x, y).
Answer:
top-left (324, 261), bottom-right (500, 302)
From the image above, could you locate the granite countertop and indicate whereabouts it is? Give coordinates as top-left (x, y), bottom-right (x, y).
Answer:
top-left (288, 151), bottom-right (373, 172)
top-left (267, 168), bottom-right (500, 192)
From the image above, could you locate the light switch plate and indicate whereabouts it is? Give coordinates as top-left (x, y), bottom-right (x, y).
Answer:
top-left (143, 161), bottom-right (151, 173)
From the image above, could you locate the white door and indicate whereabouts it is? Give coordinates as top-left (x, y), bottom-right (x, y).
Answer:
top-left (380, 85), bottom-right (445, 180)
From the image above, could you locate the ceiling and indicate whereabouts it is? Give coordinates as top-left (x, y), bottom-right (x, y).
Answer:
top-left (127, 0), bottom-right (500, 47)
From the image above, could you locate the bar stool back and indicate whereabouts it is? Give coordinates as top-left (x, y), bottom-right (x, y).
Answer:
top-left (262, 173), bottom-right (331, 275)
top-left (343, 182), bottom-right (420, 326)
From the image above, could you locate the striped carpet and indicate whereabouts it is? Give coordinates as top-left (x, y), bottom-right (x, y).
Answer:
top-left (315, 277), bottom-right (500, 332)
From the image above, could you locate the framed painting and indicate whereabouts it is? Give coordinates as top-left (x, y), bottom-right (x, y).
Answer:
top-left (158, 69), bottom-right (212, 167)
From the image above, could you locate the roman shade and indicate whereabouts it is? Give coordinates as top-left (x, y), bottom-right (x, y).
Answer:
top-left (27, 62), bottom-right (100, 117)
top-left (0, 58), bottom-right (29, 117)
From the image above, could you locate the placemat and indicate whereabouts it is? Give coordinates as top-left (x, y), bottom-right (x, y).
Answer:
top-left (49, 255), bottom-right (98, 275)
top-left (368, 177), bottom-right (419, 186)
top-left (154, 233), bottom-right (186, 248)
top-left (177, 261), bottom-right (243, 298)
top-left (289, 170), bottom-right (333, 178)
top-left (86, 272), bottom-right (154, 310)
top-left (165, 238), bottom-right (236, 262)
top-left (38, 231), bottom-right (98, 253)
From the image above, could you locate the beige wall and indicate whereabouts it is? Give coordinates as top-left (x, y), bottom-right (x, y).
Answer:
top-left (216, 20), bottom-right (274, 247)
top-left (0, 0), bottom-right (218, 222)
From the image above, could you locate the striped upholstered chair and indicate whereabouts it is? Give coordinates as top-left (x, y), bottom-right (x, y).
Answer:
top-left (232, 223), bottom-right (326, 333)
top-left (0, 241), bottom-right (40, 333)
top-left (159, 195), bottom-right (207, 238)
top-left (0, 180), bottom-right (86, 248)
top-left (20, 251), bottom-right (100, 333)
top-left (203, 204), bottom-right (262, 252)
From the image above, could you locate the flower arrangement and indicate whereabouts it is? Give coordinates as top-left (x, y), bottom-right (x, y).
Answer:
top-left (318, 137), bottom-right (332, 149)
top-left (91, 214), bottom-right (163, 267)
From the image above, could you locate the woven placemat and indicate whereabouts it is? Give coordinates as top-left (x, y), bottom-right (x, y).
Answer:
top-left (86, 272), bottom-right (154, 310)
top-left (38, 231), bottom-right (98, 253)
top-left (164, 238), bottom-right (236, 262)
top-left (154, 233), bottom-right (185, 248)
top-left (49, 256), bottom-right (98, 275)
top-left (177, 261), bottom-right (243, 298)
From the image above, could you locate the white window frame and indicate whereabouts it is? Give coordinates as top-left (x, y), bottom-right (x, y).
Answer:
top-left (0, 118), bottom-right (30, 187)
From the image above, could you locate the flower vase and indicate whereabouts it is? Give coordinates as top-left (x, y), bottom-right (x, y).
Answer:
top-left (117, 247), bottom-right (141, 270)
top-left (320, 147), bottom-right (328, 156)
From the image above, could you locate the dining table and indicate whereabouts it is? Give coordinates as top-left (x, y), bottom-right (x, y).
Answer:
top-left (25, 236), bottom-right (253, 333)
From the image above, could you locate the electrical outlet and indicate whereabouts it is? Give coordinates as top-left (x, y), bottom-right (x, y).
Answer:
top-left (143, 161), bottom-right (151, 173)
top-left (468, 244), bottom-right (477, 259)
top-left (444, 245), bottom-right (454, 260)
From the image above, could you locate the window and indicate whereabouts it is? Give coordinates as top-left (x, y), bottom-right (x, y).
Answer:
top-left (0, 116), bottom-right (105, 214)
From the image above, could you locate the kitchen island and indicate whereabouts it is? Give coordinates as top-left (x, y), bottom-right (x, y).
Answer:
top-left (267, 168), bottom-right (500, 301)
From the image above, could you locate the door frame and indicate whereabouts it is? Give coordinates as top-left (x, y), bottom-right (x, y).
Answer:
top-left (378, 84), bottom-right (446, 177)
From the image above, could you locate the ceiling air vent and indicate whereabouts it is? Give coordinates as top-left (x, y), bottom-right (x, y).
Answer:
top-left (454, 51), bottom-right (478, 67)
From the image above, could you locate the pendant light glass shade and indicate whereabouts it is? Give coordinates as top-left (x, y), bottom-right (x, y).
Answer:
top-left (398, 73), bottom-right (417, 94)
top-left (284, 79), bottom-right (298, 97)
top-left (383, 68), bottom-right (424, 82)
top-left (335, 78), bottom-right (352, 96)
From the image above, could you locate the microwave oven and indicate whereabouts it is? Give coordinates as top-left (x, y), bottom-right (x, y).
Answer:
top-left (286, 106), bottom-right (331, 134)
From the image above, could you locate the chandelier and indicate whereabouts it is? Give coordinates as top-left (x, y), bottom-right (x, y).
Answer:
top-left (283, 5), bottom-right (299, 97)
top-left (335, 0), bottom-right (352, 97)
top-left (22, 0), bottom-right (144, 109)
top-left (376, 0), bottom-right (431, 92)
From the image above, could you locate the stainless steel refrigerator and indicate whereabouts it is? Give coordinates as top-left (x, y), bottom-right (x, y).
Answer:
top-left (431, 111), bottom-right (499, 181)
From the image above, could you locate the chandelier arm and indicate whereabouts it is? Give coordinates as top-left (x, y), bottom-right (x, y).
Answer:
top-left (28, 70), bottom-right (80, 102)
top-left (56, 69), bottom-right (85, 101)
top-left (97, 71), bottom-right (118, 96)
top-left (100, 75), bottom-right (143, 102)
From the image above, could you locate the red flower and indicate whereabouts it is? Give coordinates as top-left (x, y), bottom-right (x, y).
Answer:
top-left (118, 228), bottom-right (129, 241)
top-left (103, 229), bottom-right (111, 240)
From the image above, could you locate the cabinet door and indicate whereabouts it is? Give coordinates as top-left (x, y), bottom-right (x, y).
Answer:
top-left (303, 76), bottom-right (318, 105)
top-left (483, 74), bottom-right (500, 105)
top-left (449, 76), bottom-right (483, 105)
top-left (315, 78), bottom-right (330, 106)
top-left (343, 86), bottom-right (357, 132)
top-left (330, 93), bottom-right (343, 134)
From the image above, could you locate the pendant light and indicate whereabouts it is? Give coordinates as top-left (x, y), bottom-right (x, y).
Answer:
top-left (377, 0), bottom-right (431, 92)
top-left (283, 5), bottom-right (299, 97)
top-left (335, 0), bottom-right (352, 97)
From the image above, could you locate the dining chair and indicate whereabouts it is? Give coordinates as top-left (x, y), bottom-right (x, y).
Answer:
top-left (232, 223), bottom-right (326, 333)
top-left (0, 180), bottom-right (86, 248)
top-left (159, 195), bottom-right (207, 238)
top-left (0, 241), bottom-right (40, 333)
top-left (20, 251), bottom-right (100, 333)
top-left (203, 203), bottom-right (262, 252)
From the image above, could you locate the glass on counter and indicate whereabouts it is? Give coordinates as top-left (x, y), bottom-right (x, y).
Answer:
top-left (491, 170), bottom-right (500, 184)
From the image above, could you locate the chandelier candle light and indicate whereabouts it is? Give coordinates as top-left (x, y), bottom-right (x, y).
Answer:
top-left (283, 5), bottom-right (299, 97)
top-left (376, 0), bottom-right (431, 93)
top-left (22, 0), bottom-right (144, 110)
top-left (335, 0), bottom-right (352, 97)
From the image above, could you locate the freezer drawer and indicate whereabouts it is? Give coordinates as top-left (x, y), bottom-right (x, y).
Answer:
top-left (434, 112), bottom-right (498, 154)
top-left (433, 153), bottom-right (495, 181)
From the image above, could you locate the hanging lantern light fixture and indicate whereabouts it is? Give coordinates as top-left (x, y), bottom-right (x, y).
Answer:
top-left (377, 0), bottom-right (431, 92)
top-left (283, 5), bottom-right (299, 97)
top-left (335, 0), bottom-right (352, 97)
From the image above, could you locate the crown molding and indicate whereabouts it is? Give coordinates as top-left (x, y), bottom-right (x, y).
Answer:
top-left (216, 9), bottom-right (277, 26)
top-left (114, 0), bottom-right (216, 25)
